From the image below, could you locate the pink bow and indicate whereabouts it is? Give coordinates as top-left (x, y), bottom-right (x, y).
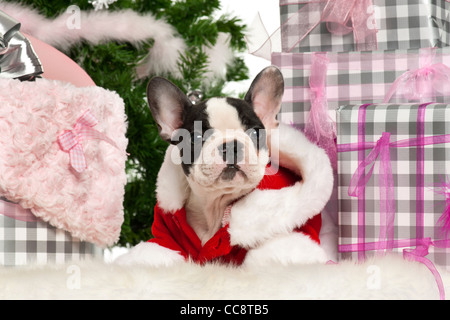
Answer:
top-left (58, 110), bottom-right (118, 173)
top-left (384, 48), bottom-right (450, 103)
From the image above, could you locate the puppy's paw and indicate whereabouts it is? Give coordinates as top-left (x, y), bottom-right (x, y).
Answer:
top-left (114, 242), bottom-right (185, 267)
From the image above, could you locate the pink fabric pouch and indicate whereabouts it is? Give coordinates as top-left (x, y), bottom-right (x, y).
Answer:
top-left (0, 78), bottom-right (128, 247)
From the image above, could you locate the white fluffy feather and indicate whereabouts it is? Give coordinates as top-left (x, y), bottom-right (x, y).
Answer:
top-left (203, 33), bottom-right (235, 81)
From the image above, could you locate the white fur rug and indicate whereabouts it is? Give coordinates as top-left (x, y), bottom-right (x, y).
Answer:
top-left (0, 254), bottom-right (449, 300)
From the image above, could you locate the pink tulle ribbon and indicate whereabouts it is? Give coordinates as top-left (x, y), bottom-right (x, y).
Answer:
top-left (347, 132), bottom-right (395, 252)
top-left (403, 240), bottom-right (446, 301)
top-left (58, 110), bottom-right (118, 173)
top-left (304, 52), bottom-right (337, 168)
top-left (384, 47), bottom-right (450, 103)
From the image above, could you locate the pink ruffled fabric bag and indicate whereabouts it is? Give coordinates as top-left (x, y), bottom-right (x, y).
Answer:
top-left (0, 78), bottom-right (128, 247)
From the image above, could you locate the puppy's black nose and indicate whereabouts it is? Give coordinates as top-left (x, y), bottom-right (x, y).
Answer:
top-left (218, 140), bottom-right (244, 165)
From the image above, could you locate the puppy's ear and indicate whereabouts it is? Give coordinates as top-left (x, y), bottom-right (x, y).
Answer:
top-left (147, 77), bottom-right (191, 142)
top-left (245, 66), bottom-right (284, 130)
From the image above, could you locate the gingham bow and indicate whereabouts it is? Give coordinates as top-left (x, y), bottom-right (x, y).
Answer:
top-left (58, 110), bottom-right (118, 173)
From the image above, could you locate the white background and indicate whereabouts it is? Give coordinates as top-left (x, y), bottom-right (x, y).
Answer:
top-left (219, 0), bottom-right (280, 94)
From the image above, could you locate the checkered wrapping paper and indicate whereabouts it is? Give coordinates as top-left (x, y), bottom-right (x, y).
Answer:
top-left (337, 103), bottom-right (450, 269)
top-left (272, 47), bottom-right (450, 131)
top-left (279, 0), bottom-right (450, 53)
top-left (0, 199), bottom-right (102, 266)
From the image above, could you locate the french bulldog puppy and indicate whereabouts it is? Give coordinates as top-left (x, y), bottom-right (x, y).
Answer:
top-left (116, 67), bottom-right (333, 267)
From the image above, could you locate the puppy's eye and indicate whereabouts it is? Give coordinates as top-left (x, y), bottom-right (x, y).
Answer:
top-left (247, 128), bottom-right (259, 142)
top-left (191, 131), bottom-right (203, 145)
top-left (247, 127), bottom-right (266, 149)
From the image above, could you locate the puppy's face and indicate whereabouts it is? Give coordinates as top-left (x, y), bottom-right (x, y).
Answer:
top-left (174, 97), bottom-right (269, 191)
top-left (147, 67), bottom-right (284, 193)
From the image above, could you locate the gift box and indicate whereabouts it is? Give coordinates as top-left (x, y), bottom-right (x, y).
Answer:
top-left (272, 47), bottom-right (450, 134)
top-left (279, 0), bottom-right (450, 54)
top-left (337, 103), bottom-right (450, 273)
top-left (272, 47), bottom-right (450, 261)
top-left (0, 199), bottom-right (101, 266)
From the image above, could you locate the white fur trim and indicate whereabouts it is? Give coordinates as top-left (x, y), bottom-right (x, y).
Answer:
top-left (243, 233), bottom-right (328, 267)
top-left (156, 145), bottom-right (188, 212)
top-left (228, 123), bottom-right (334, 248)
top-left (114, 242), bottom-right (185, 267)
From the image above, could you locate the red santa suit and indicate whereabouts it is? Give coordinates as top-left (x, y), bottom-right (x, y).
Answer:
top-left (148, 164), bottom-right (322, 266)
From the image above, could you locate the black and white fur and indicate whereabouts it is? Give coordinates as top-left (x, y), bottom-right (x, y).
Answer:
top-left (116, 67), bottom-right (333, 267)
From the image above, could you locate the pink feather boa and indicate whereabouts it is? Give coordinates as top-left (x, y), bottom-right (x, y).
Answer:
top-left (0, 78), bottom-right (128, 247)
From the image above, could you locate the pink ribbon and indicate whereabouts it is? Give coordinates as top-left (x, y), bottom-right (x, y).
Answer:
top-left (340, 237), bottom-right (447, 300)
top-left (58, 110), bottom-right (118, 173)
top-left (0, 198), bottom-right (38, 222)
top-left (403, 239), bottom-right (445, 300)
top-left (304, 52), bottom-right (337, 169)
top-left (338, 103), bottom-right (449, 300)
top-left (347, 131), bottom-right (395, 253)
top-left (384, 48), bottom-right (450, 103)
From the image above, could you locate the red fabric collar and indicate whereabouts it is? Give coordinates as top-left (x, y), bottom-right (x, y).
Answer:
top-left (149, 205), bottom-right (247, 265)
top-left (148, 164), bottom-right (321, 266)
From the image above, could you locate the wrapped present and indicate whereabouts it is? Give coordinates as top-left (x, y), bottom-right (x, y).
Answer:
top-left (337, 103), bottom-right (450, 281)
top-left (278, 0), bottom-right (450, 54)
top-left (272, 47), bottom-right (450, 160)
top-left (272, 47), bottom-right (450, 261)
top-left (0, 198), bottom-right (101, 266)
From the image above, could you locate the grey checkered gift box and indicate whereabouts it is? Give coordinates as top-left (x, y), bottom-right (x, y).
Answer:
top-left (0, 199), bottom-right (102, 266)
top-left (337, 103), bottom-right (450, 270)
top-left (279, 0), bottom-right (450, 53)
top-left (272, 47), bottom-right (450, 133)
